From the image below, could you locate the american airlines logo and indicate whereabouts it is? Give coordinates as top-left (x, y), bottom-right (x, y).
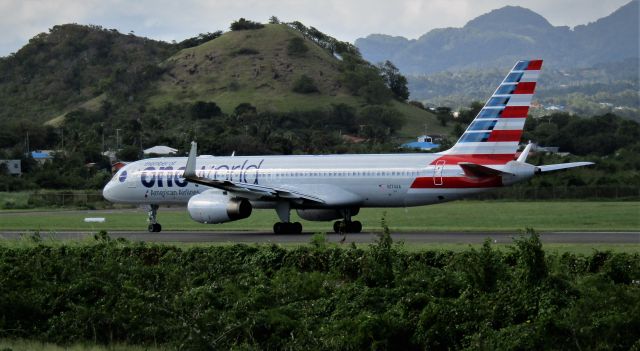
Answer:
top-left (140, 160), bottom-right (264, 188)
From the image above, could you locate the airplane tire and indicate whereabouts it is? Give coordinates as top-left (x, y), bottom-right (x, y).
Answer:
top-left (148, 224), bottom-right (155, 233)
top-left (351, 221), bottom-right (362, 233)
top-left (274, 222), bottom-right (302, 234)
top-left (154, 223), bottom-right (162, 232)
top-left (333, 221), bottom-right (342, 233)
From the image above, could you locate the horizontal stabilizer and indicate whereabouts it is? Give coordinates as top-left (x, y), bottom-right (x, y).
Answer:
top-left (459, 162), bottom-right (513, 177)
top-left (536, 162), bottom-right (594, 173)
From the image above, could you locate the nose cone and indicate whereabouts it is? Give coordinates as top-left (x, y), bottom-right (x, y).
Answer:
top-left (102, 181), bottom-right (117, 203)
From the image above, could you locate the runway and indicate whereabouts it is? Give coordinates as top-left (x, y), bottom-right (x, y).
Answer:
top-left (1, 230), bottom-right (638, 244)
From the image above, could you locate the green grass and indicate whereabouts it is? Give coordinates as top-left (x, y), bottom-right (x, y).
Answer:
top-left (0, 191), bottom-right (31, 209)
top-left (1, 232), bottom-right (639, 254)
top-left (0, 339), bottom-right (163, 351)
top-left (0, 201), bottom-right (637, 232)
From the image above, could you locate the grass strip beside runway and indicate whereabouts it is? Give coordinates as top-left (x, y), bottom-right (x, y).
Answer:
top-left (0, 201), bottom-right (637, 232)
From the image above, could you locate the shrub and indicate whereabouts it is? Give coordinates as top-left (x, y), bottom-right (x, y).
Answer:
top-left (287, 37), bottom-right (308, 56)
top-left (292, 75), bottom-right (319, 94)
top-left (233, 47), bottom-right (259, 56)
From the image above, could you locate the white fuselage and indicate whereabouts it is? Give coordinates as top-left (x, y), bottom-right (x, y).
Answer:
top-left (103, 152), bottom-right (505, 209)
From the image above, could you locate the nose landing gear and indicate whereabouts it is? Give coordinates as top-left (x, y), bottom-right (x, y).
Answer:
top-left (147, 204), bottom-right (162, 232)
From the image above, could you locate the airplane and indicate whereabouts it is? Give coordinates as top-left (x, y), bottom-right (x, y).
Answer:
top-left (102, 59), bottom-right (593, 234)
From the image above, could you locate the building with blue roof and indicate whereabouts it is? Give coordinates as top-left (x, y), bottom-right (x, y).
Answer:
top-left (401, 135), bottom-right (440, 151)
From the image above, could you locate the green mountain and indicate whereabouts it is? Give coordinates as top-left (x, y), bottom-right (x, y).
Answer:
top-left (408, 58), bottom-right (640, 121)
top-left (0, 22), bottom-right (442, 157)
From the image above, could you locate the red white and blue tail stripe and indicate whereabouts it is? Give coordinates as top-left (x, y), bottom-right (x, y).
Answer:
top-left (442, 59), bottom-right (543, 163)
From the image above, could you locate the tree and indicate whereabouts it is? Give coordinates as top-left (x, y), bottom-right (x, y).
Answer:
top-left (230, 18), bottom-right (264, 31)
top-left (452, 123), bottom-right (465, 138)
top-left (379, 60), bottom-right (409, 101)
top-left (435, 107), bottom-right (452, 126)
top-left (458, 101), bottom-right (484, 124)
top-left (116, 145), bottom-right (141, 161)
top-left (234, 103), bottom-right (257, 117)
top-left (190, 101), bottom-right (222, 120)
top-left (268, 16), bottom-right (280, 24)
top-left (178, 31), bottom-right (223, 49)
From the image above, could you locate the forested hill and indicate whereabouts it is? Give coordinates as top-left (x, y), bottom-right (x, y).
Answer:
top-left (0, 20), bottom-right (440, 158)
top-left (0, 24), bottom-right (176, 123)
top-left (355, 0), bottom-right (639, 74)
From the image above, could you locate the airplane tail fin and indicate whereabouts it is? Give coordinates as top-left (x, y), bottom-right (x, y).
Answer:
top-left (442, 59), bottom-right (543, 164)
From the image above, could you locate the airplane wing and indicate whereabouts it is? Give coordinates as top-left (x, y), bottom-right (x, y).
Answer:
top-left (536, 162), bottom-right (594, 173)
top-left (183, 142), bottom-right (362, 206)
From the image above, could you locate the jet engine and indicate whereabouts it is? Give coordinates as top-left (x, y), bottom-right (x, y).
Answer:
top-left (296, 208), bottom-right (359, 221)
top-left (188, 190), bottom-right (252, 224)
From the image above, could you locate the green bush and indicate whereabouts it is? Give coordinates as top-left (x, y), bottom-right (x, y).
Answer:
top-left (232, 47), bottom-right (259, 56)
top-left (0, 230), bottom-right (638, 349)
top-left (287, 37), bottom-right (308, 56)
top-left (292, 75), bottom-right (319, 94)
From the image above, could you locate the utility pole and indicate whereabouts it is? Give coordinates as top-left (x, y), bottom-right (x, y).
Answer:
top-left (101, 123), bottom-right (105, 153)
top-left (116, 129), bottom-right (121, 150)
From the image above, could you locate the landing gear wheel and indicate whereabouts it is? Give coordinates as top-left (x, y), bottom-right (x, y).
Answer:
top-left (148, 223), bottom-right (162, 232)
top-left (333, 220), bottom-right (362, 233)
top-left (274, 222), bottom-right (303, 234)
top-left (351, 221), bottom-right (362, 233)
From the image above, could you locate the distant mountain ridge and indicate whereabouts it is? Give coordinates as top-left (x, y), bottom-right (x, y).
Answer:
top-left (355, 1), bottom-right (639, 74)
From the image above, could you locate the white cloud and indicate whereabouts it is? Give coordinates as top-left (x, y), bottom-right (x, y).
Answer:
top-left (0, 0), bottom-right (632, 56)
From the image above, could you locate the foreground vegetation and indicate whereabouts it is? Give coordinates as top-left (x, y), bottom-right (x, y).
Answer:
top-left (0, 201), bottom-right (636, 232)
top-left (0, 229), bottom-right (638, 350)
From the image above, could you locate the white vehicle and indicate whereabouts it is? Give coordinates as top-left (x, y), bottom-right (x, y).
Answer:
top-left (103, 59), bottom-right (592, 234)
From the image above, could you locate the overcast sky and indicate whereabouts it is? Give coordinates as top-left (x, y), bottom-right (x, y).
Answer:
top-left (0, 0), bottom-right (632, 57)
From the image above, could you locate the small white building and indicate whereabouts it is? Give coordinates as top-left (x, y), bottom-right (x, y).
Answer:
top-left (143, 145), bottom-right (178, 156)
top-left (0, 159), bottom-right (21, 175)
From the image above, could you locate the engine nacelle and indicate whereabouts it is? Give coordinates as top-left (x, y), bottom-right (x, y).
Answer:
top-left (188, 191), bottom-right (252, 224)
top-left (296, 208), bottom-right (359, 222)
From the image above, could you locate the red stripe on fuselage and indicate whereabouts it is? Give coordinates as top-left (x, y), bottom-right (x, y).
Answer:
top-left (513, 82), bottom-right (536, 94)
top-left (526, 60), bottom-right (543, 70)
top-left (487, 130), bottom-right (522, 142)
top-left (501, 106), bottom-right (529, 118)
top-left (410, 176), bottom-right (503, 189)
top-left (429, 154), bottom-right (515, 165)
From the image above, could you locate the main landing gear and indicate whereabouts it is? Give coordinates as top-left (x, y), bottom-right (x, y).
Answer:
top-left (333, 208), bottom-right (362, 233)
top-left (273, 201), bottom-right (303, 234)
top-left (333, 220), bottom-right (362, 233)
top-left (147, 204), bottom-right (162, 232)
